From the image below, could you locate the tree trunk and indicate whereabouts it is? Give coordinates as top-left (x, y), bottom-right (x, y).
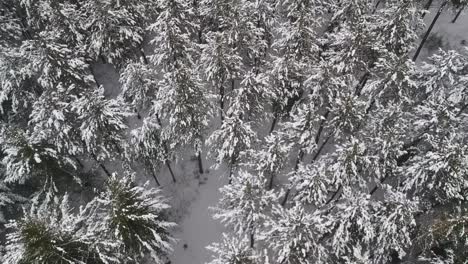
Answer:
top-left (372, 0), bottom-right (382, 14)
top-left (150, 167), bottom-right (161, 186)
top-left (166, 160), bottom-right (176, 183)
top-left (250, 232), bottom-right (255, 248)
top-left (312, 134), bottom-right (332, 161)
top-left (294, 149), bottom-right (305, 171)
top-left (281, 188), bottom-right (291, 207)
top-left (268, 172), bottom-right (275, 190)
top-left (421, 0), bottom-right (434, 19)
top-left (452, 5), bottom-right (465, 23)
top-left (91, 153), bottom-right (111, 177)
top-left (354, 72), bottom-right (370, 97)
top-left (74, 157), bottom-right (84, 168)
top-left (269, 112), bottom-right (278, 134)
top-left (197, 151), bottom-right (204, 174)
top-left (413, 0), bottom-right (447, 62)
top-left (219, 85), bottom-right (225, 123)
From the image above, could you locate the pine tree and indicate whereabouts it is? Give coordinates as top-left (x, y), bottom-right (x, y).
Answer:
top-left (0, 126), bottom-right (77, 184)
top-left (119, 61), bottom-right (158, 116)
top-left (212, 171), bottom-right (277, 246)
top-left (98, 172), bottom-right (176, 263)
top-left (128, 116), bottom-right (173, 184)
top-left (3, 191), bottom-right (121, 264)
top-left (207, 114), bottom-right (257, 180)
top-left (3, 172), bottom-right (175, 264)
top-left (207, 233), bottom-right (261, 264)
top-left (265, 204), bottom-right (330, 264)
top-left (72, 87), bottom-right (131, 162)
top-left (267, 0), bottom-right (329, 127)
top-left (148, 0), bottom-right (211, 151)
top-left (80, 0), bottom-right (150, 65)
top-left (0, 182), bottom-right (25, 224)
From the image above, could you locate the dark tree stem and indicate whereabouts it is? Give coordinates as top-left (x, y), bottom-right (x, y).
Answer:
top-left (280, 188), bottom-right (290, 206)
top-left (150, 167), bottom-right (161, 186)
top-left (325, 184), bottom-right (342, 205)
top-left (197, 151), bottom-right (204, 174)
top-left (268, 172), bottom-right (275, 190)
top-left (421, 0), bottom-right (434, 18)
top-left (219, 85), bottom-right (225, 123)
top-left (312, 134), bottom-right (332, 161)
top-left (269, 113), bottom-right (278, 134)
top-left (372, 0), bottom-right (382, 14)
top-left (413, 0), bottom-right (447, 62)
top-left (166, 160), bottom-right (176, 183)
top-left (91, 153), bottom-right (111, 177)
top-left (250, 232), bottom-right (255, 248)
top-left (452, 5), bottom-right (465, 23)
top-left (74, 157), bottom-right (84, 168)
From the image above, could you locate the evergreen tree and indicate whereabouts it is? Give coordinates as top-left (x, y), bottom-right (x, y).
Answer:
top-left (207, 233), bottom-right (261, 264)
top-left (72, 87), bottom-right (131, 162)
top-left (266, 204), bottom-right (330, 264)
top-left (80, 0), bottom-right (150, 65)
top-left (3, 192), bottom-right (120, 264)
top-left (212, 171), bottom-right (277, 246)
top-left (98, 172), bottom-right (175, 263)
top-left (0, 126), bottom-right (77, 184)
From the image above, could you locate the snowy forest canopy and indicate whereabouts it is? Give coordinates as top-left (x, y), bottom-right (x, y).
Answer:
top-left (1, 0), bottom-right (468, 263)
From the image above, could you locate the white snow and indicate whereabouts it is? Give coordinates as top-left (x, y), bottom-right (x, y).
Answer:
top-left (169, 167), bottom-right (227, 264)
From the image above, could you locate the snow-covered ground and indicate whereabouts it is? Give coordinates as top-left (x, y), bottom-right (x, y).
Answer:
top-left (169, 166), bottom-right (227, 264)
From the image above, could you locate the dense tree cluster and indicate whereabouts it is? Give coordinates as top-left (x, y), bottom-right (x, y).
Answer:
top-left (1, 0), bottom-right (468, 263)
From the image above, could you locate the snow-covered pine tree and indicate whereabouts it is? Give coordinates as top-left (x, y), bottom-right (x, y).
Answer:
top-left (119, 60), bottom-right (159, 117)
top-left (207, 233), bottom-right (261, 264)
top-left (267, 0), bottom-right (329, 131)
top-left (0, 183), bottom-right (25, 224)
top-left (80, 0), bottom-right (151, 65)
top-left (200, 0), bottom-right (273, 121)
top-left (72, 87), bottom-right (131, 167)
top-left (243, 132), bottom-right (293, 190)
top-left (0, 126), bottom-right (77, 184)
top-left (148, 0), bottom-right (211, 171)
top-left (98, 172), bottom-right (176, 263)
top-left (119, 57), bottom-right (178, 182)
top-left (3, 191), bottom-right (121, 264)
top-left (265, 204), bottom-right (330, 264)
top-left (207, 112), bottom-right (257, 181)
top-left (3, 172), bottom-right (175, 264)
top-left (199, 29), bottom-right (243, 122)
top-left (212, 170), bottom-right (277, 247)
top-left (128, 116), bottom-right (174, 184)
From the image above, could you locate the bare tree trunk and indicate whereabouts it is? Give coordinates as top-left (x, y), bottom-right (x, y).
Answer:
top-left (269, 112), bottom-right (278, 134)
top-left (452, 5), bottom-right (465, 23)
top-left (91, 153), bottom-right (111, 177)
top-left (280, 188), bottom-right (291, 207)
top-left (421, 0), bottom-right (434, 19)
top-left (294, 149), bottom-right (305, 171)
top-left (228, 155), bottom-right (237, 184)
top-left (150, 167), bottom-right (161, 186)
top-left (74, 157), bottom-right (84, 168)
top-left (250, 232), bottom-right (255, 248)
top-left (268, 172), bottom-right (275, 190)
top-left (372, 0), bottom-right (382, 14)
top-left (219, 85), bottom-right (225, 123)
top-left (197, 151), bottom-right (204, 174)
top-left (413, 0), bottom-right (447, 62)
top-left (166, 160), bottom-right (176, 183)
